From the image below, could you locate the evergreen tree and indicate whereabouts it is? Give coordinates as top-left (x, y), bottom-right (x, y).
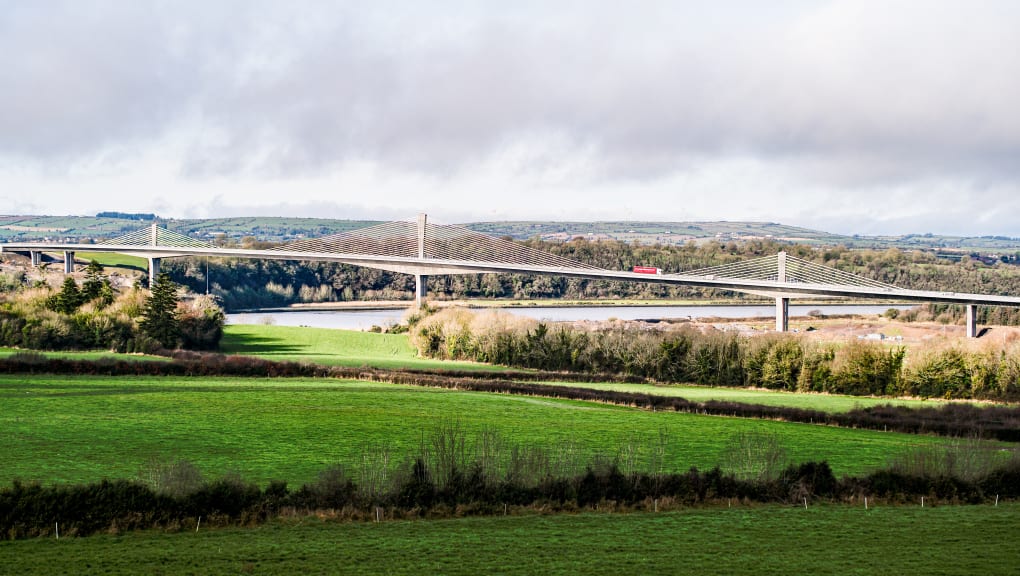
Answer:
top-left (47, 276), bottom-right (84, 314)
top-left (97, 282), bottom-right (116, 308)
top-left (139, 273), bottom-right (181, 349)
top-left (82, 260), bottom-right (106, 300)
top-left (81, 260), bottom-right (115, 308)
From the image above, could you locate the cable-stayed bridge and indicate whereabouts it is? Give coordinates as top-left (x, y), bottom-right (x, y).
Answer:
top-left (4, 214), bottom-right (1020, 338)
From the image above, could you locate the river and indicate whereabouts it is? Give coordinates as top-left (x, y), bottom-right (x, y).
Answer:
top-left (226, 304), bottom-right (913, 331)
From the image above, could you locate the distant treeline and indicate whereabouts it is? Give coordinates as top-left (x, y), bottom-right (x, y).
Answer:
top-left (95, 211), bottom-right (157, 221)
top-left (162, 239), bottom-right (1020, 323)
top-left (411, 309), bottom-right (1020, 402)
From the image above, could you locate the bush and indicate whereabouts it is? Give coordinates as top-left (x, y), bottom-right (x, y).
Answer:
top-left (139, 458), bottom-right (204, 498)
top-left (903, 348), bottom-right (972, 399)
top-left (720, 431), bottom-right (789, 482)
top-left (178, 295), bottom-right (226, 350)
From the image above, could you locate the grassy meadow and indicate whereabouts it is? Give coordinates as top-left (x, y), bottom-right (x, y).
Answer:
top-left (3, 310), bottom-right (1019, 574)
top-left (219, 324), bottom-right (967, 413)
top-left (219, 324), bottom-right (505, 371)
top-left (3, 323), bottom-right (987, 415)
top-left (2, 505), bottom-right (1018, 575)
top-left (0, 348), bottom-right (169, 362)
top-left (73, 251), bottom-right (148, 272)
top-left (0, 374), bottom-right (994, 486)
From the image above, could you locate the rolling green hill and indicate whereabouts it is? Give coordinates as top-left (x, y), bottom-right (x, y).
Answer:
top-left (4, 214), bottom-right (1020, 253)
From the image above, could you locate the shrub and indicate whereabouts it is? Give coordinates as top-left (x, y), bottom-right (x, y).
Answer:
top-left (294, 465), bottom-right (358, 509)
top-left (139, 458), bottom-right (204, 499)
top-left (829, 341), bottom-right (904, 396)
top-left (903, 348), bottom-right (971, 399)
top-left (178, 295), bottom-right (226, 350)
top-left (720, 431), bottom-right (789, 482)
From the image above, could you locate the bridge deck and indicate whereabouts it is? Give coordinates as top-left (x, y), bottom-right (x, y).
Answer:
top-left (3, 241), bottom-right (1020, 308)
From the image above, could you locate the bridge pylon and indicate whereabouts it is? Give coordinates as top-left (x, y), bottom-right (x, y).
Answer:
top-left (415, 213), bottom-right (428, 307)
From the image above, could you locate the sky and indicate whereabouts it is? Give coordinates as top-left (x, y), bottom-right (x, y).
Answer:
top-left (1, 0), bottom-right (1018, 236)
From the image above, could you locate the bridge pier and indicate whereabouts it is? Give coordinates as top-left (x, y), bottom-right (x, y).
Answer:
top-left (148, 257), bottom-right (161, 288)
top-left (30, 251), bottom-right (41, 266)
top-left (966, 304), bottom-right (978, 338)
top-left (63, 251), bottom-right (75, 274)
top-left (415, 274), bottom-right (428, 308)
top-left (776, 297), bottom-right (789, 332)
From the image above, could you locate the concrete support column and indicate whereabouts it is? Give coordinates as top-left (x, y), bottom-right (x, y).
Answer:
top-left (148, 257), bottom-right (161, 288)
top-left (30, 251), bottom-right (41, 266)
top-left (966, 304), bottom-right (978, 338)
top-left (775, 251), bottom-right (789, 332)
top-left (63, 251), bottom-right (75, 274)
top-left (415, 213), bottom-right (429, 308)
top-left (776, 297), bottom-right (789, 332)
top-left (415, 274), bottom-right (428, 308)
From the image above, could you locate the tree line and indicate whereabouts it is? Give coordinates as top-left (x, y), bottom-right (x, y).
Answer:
top-left (410, 308), bottom-right (1020, 402)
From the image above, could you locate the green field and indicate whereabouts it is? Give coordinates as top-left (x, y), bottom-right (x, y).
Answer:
top-left (0, 347), bottom-right (169, 362)
top-left (3, 322), bottom-right (977, 413)
top-left (0, 374), bottom-right (987, 486)
top-left (221, 325), bottom-right (964, 413)
top-left (2, 324), bottom-right (1019, 573)
top-left (220, 324), bottom-right (505, 371)
top-left (2, 505), bottom-right (1017, 575)
top-left (73, 251), bottom-right (148, 272)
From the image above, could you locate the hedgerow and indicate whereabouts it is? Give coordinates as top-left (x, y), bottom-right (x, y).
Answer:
top-left (3, 444), bottom-right (1018, 539)
top-left (410, 308), bottom-right (1020, 401)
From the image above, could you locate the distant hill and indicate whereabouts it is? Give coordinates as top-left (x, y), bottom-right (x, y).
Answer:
top-left (2, 215), bottom-right (1019, 255)
top-left (0, 215), bottom-right (377, 244)
top-left (469, 220), bottom-right (840, 245)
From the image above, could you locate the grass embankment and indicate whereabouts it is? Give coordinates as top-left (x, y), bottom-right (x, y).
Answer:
top-left (0, 374), bottom-right (986, 486)
top-left (72, 252), bottom-right (147, 272)
top-left (219, 324), bottom-right (504, 371)
top-left (0, 325), bottom-right (496, 371)
top-left (536, 381), bottom-right (947, 413)
top-left (2, 505), bottom-right (1017, 575)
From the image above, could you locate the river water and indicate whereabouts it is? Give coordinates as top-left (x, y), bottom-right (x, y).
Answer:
top-left (227, 304), bottom-right (913, 331)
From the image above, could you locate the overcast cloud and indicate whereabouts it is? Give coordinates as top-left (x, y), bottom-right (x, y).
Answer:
top-left (1, 0), bottom-right (1018, 235)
